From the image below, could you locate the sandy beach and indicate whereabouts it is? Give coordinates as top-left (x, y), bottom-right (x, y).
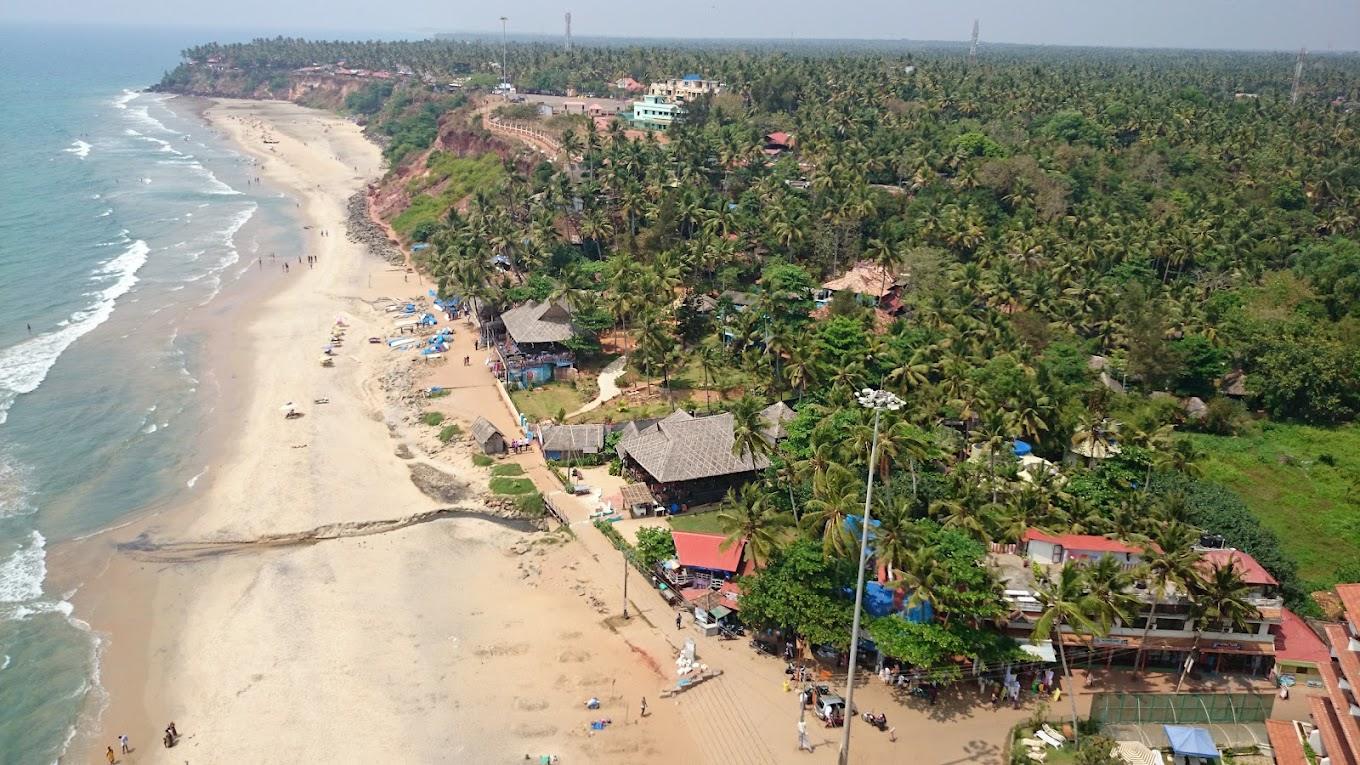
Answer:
top-left (59, 97), bottom-right (1041, 765)
top-left (66, 99), bottom-right (704, 764)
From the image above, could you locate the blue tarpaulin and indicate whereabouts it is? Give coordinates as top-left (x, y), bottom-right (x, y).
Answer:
top-left (1163, 726), bottom-right (1219, 759)
top-left (1013, 440), bottom-right (1033, 456)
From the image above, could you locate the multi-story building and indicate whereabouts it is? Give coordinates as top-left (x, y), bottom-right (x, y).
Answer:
top-left (996, 531), bottom-right (1286, 677)
top-left (1270, 583), bottom-right (1360, 765)
top-left (631, 94), bottom-right (683, 131)
top-left (647, 74), bottom-right (723, 103)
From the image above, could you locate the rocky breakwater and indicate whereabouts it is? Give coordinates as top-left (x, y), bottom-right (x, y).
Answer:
top-left (346, 191), bottom-right (404, 265)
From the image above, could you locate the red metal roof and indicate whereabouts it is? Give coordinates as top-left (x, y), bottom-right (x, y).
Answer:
top-left (1023, 529), bottom-right (1143, 555)
top-left (766, 131), bottom-right (793, 146)
top-left (671, 531), bottom-right (744, 573)
top-left (1275, 609), bottom-right (1331, 666)
top-left (1198, 549), bottom-right (1278, 586)
top-left (1266, 720), bottom-right (1309, 765)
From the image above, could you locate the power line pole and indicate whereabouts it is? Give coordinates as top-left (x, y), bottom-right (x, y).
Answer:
top-left (1290, 47), bottom-right (1306, 105)
top-left (969, 19), bottom-right (979, 64)
top-left (565, 11), bottom-right (572, 53)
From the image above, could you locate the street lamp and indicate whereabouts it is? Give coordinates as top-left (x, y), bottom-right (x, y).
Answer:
top-left (839, 387), bottom-right (903, 765)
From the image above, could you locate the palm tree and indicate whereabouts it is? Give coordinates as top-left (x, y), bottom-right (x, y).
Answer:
top-left (714, 481), bottom-right (790, 568)
top-left (893, 546), bottom-right (945, 620)
top-left (1084, 555), bottom-right (1144, 639)
top-left (801, 463), bottom-right (860, 556)
top-left (1032, 562), bottom-right (1104, 745)
top-left (1175, 562), bottom-right (1260, 691)
top-left (1133, 540), bottom-right (1202, 674)
top-left (729, 394), bottom-right (774, 468)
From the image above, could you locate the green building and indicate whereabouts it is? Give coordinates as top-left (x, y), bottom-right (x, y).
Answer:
top-left (631, 94), bottom-right (683, 130)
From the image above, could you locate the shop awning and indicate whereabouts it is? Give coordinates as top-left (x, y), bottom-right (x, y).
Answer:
top-left (1164, 725), bottom-right (1219, 759)
top-left (709, 605), bottom-right (732, 620)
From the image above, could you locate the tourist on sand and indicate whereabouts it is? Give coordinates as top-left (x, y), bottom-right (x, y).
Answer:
top-left (640, 697), bottom-right (648, 717)
top-left (675, 611), bottom-right (682, 630)
top-left (119, 734), bottom-right (130, 754)
top-left (888, 726), bottom-right (897, 743)
top-left (797, 719), bottom-right (812, 752)
top-left (167, 721), bottom-right (178, 740)
top-left (105, 746), bottom-right (115, 764)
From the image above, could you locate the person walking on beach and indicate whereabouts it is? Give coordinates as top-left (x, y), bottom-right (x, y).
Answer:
top-left (675, 611), bottom-right (682, 630)
top-left (639, 697), bottom-right (648, 717)
top-left (797, 719), bottom-right (812, 752)
top-left (167, 721), bottom-right (178, 741)
top-left (105, 745), bottom-right (116, 764)
top-left (119, 734), bottom-right (130, 754)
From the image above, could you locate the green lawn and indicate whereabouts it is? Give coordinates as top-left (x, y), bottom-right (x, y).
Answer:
top-left (490, 476), bottom-right (536, 495)
top-left (667, 511), bottom-right (728, 534)
top-left (569, 395), bottom-right (693, 425)
top-left (1188, 423), bottom-right (1360, 582)
top-left (492, 463), bottom-right (525, 477)
top-left (510, 382), bottom-right (588, 423)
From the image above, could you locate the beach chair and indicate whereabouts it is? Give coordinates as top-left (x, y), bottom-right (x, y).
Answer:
top-left (1035, 730), bottom-right (1063, 749)
top-left (1041, 724), bottom-right (1067, 744)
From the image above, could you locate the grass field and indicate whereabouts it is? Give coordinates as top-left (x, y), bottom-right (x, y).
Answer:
top-left (667, 511), bottom-right (727, 534)
top-left (490, 476), bottom-right (536, 495)
top-left (1188, 423), bottom-right (1360, 583)
top-left (510, 382), bottom-right (588, 423)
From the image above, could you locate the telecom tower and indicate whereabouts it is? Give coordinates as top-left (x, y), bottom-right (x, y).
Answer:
top-left (499, 16), bottom-right (509, 85)
top-left (1291, 47), bottom-right (1306, 104)
top-left (565, 12), bottom-right (572, 52)
top-left (969, 19), bottom-right (979, 64)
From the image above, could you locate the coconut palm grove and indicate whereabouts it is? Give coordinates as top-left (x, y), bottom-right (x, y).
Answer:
top-left (161, 34), bottom-right (1360, 758)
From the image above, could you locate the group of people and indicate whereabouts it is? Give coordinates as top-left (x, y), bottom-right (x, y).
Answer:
top-left (104, 723), bottom-right (178, 763)
top-left (985, 668), bottom-right (1059, 709)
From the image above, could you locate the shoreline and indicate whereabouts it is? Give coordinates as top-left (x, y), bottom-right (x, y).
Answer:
top-left (62, 96), bottom-right (397, 763)
top-left (65, 96), bottom-right (711, 765)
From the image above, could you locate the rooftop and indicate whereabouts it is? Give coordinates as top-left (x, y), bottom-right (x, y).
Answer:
top-left (821, 261), bottom-right (900, 299)
top-left (1197, 549), bottom-right (1278, 587)
top-left (618, 411), bottom-right (770, 483)
top-left (538, 423), bottom-right (605, 454)
top-left (471, 416), bottom-right (503, 445)
top-left (500, 300), bottom-right (575, 345)
top-left (1338, 583), bottom-right (1360, 634)
top-left (1274, 609), bottom-right (1330, 666)
top-left (672, 530), bottom-right (744, 573)
top-left (1023, 529), bottom-right (1144, 555)
top-left (1264, 720), bottom-right (1308, 765)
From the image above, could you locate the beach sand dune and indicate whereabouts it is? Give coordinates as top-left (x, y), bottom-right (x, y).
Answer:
top-left (75, 100), bottom-right (702, 764)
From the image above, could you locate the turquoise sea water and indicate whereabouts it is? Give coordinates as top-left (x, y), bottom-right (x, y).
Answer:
top-left (0, 24), bottom-right (308, 763)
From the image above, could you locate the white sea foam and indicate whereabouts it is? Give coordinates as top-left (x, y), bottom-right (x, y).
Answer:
top-left (1, 655), bottom-right (9, 671)
top-left (0, 452), bottom-right (35, 519)
top-left (187, 467), bottom-right (207, 488)
top-left (0, 239), bottom-right (149, 424)
top-left (64, 140), bottom-right (92, 159)
top-left (96, 209), bottom-right (111, 218)
top-left (141, 423), bottom-right (158, 434)
top-left (0, 531), bottom-right (46, 603)
top-left (124, 128), bottom-right (142, 136)
top-left (113, 90), bottom-right (138, 110)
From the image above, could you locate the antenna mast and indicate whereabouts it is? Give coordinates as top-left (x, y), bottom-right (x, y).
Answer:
top-left (499, 16), bottom-right (509, 85)
top-left (969, 19), bottom-right (979, 64)
top-left (565, 12), bottom-right (572, 52)
top-left (1290, 47), bottom-right (1306, 104)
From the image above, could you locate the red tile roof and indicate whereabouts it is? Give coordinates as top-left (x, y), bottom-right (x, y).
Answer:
top-left (766, 131), bottom-right (794, 146)
top-left (1326, 623), bottom-right (1360, 701)
top-left (1318, 662), bottom-right (1360, 761)
top-left (671, 531), bottom-right (744, 573)
top-left (1310, 693), bottom-right (1360, 765)
top-left (1275, 609), bottom-right (1330, 666)
top-left (1198, 549), bottom-right (1278, 586)
top-left (1337, 583), bottom-right (1360, 634)
top-left (1265, 720), bottom-right (1309, 765)
top-left (1023, 529), bottom-right (1143, 555)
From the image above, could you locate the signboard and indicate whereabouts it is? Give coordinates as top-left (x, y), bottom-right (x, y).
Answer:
top-left (1092, 637), bottom-right (1131, 647)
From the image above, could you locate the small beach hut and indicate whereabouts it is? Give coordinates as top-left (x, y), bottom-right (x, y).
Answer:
top-left (471, 416), bottom-right (506, 455)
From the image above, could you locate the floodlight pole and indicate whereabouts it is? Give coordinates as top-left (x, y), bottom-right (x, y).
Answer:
top-left (839, 388), bottom-right (900, 765)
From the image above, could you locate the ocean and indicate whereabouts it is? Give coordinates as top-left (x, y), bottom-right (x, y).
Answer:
top-left (0, 24), bottom-right (307, 763)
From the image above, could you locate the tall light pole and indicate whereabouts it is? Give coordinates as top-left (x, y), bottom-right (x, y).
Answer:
top-left (499, 16), bottom-right (509, 88)
top-left (839, 387), bottom-right (903, 765)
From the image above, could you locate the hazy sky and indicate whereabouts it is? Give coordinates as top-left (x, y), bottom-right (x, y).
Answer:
top-left (4, 0), bottom-right (1360, 51)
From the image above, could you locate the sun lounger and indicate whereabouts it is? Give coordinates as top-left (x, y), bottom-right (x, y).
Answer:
top-left (1041, 724), bottom-right (1067, 744)
top-left (1020, 738), bottom-right (1044, 749)
top-left (1035, 730), bottom-right (1063, 749)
